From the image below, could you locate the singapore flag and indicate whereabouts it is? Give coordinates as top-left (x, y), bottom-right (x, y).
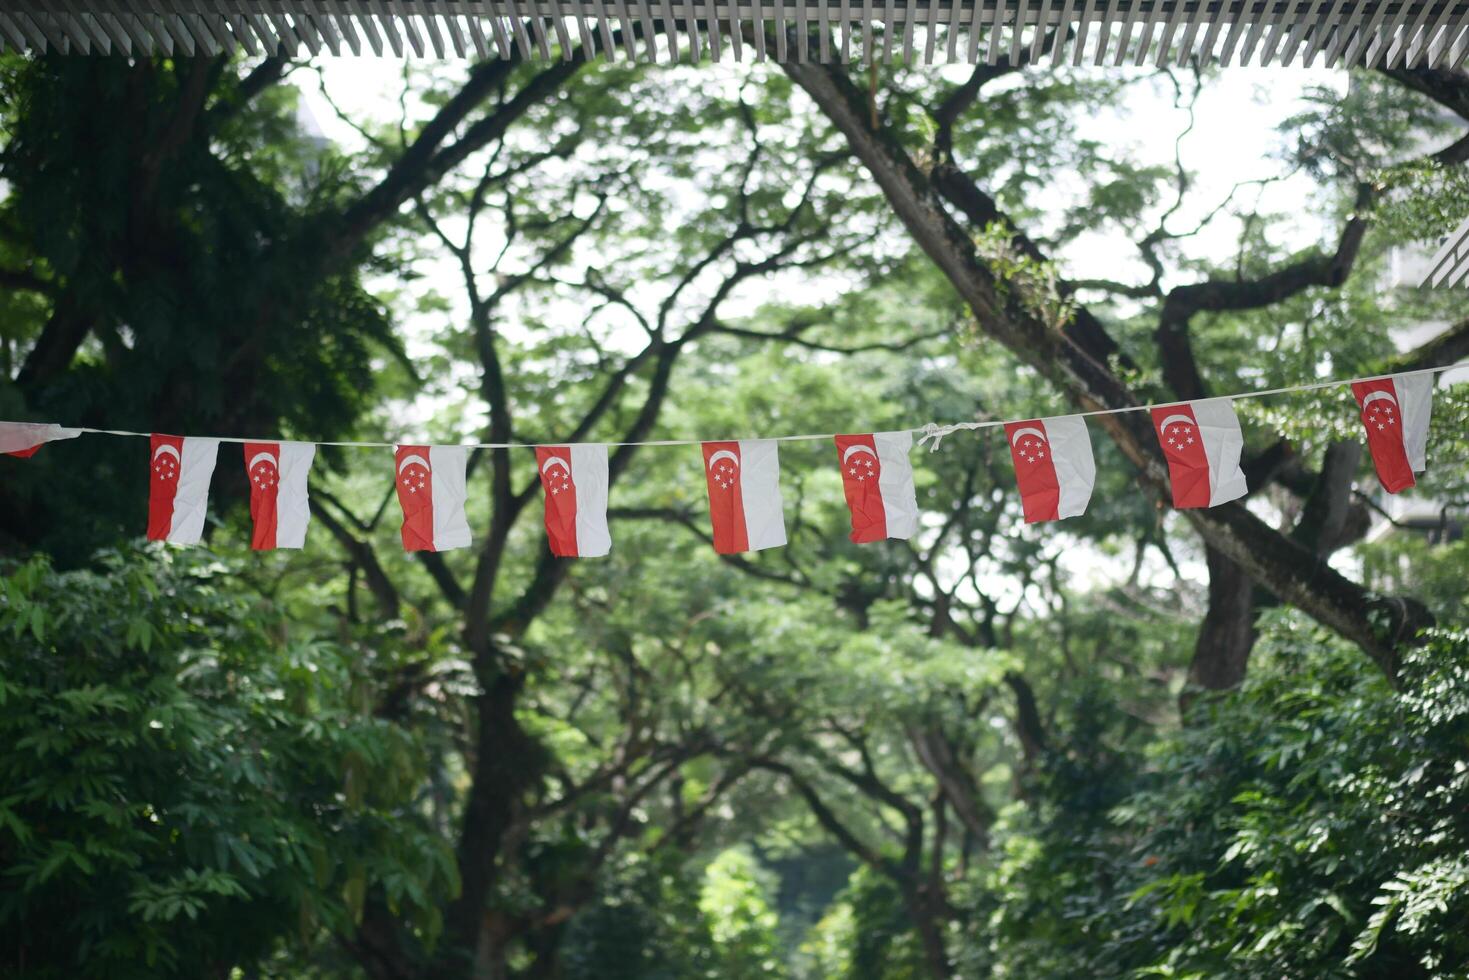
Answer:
top-left (536, 444), bottom-right (611, 558)
top-left (702, 440), bottom-right (786, 554)
top-left (1150, 399), bottom-right (1248, 509)
top-left (1, 422), bottom-right (81, 458)
top-left (243, 442), bottom-right (315, 550)
top-left (833, 432), bottom-right (918, 542)
top-left (1003, 416), bottom-right (1096, 523)
top-left (1352, 373), bottom-right (1432, 494)
top-left (394, 445), bottom-right (472, 552)
top-left (147, 434), bottom-right (220, 544)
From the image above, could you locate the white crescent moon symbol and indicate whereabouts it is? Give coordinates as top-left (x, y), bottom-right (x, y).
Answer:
top-left (1158, 414), bottom-right (1196, 432)
top-left (1009, 426), bottom-right (1048, 447)
top-left (248, 452), bottom-right (277, 472)
top-left (152, 444), bottom-right (180, 463)
top-left (541, 456), bottom-right (570, 475)
top-left (842, 444), bottom-right (878, 465)
top-left (707, 450), bottom-right (739, 471)
top-left (398, 453), bottom-right (431, 474)
top-left (1361, 390), bottom-right (1398, 409)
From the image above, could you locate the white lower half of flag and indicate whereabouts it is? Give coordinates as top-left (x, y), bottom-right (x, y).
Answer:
top-left (274, 443), bottom-right (314, 548)
top-left (1397, 373), bottom-right (1433, 471)
top-left (1193, 398), bottom-right (1248, 505)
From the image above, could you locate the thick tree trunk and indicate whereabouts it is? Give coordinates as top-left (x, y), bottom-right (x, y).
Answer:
top-left (439, 666), bottom-right (544, 978)
top-left (907, 724), bottom-right (994, 846)
top-left (1184, 547), bottom-right (1257, 698)
top-left (520, 922), bottom-right (569, 980)
top-left (1292, 442), bottom-right (1370, 555)
top-left (904, 882), bottom-right (954, 979)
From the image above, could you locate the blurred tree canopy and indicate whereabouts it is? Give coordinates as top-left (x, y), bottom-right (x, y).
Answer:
top-left (1, 30), bottom-right (1467, 980)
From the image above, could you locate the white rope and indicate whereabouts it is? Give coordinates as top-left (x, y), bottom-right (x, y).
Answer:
top-left (51, 362), bottom-right (1465, 454)
top-left (914, 364), bottom-right (1463, 452)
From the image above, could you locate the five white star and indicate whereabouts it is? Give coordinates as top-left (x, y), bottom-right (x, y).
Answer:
top-left (1165, 424), bottom-right (1198, 451)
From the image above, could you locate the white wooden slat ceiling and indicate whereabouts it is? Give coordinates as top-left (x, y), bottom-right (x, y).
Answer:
top-left (3, 1), bottom-right (1468, 67)
top-left (1422, 215), bottom-right (1469, 288)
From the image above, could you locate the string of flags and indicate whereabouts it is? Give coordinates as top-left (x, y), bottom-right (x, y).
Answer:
top-left (0, 368), bottom-right (1456, 556)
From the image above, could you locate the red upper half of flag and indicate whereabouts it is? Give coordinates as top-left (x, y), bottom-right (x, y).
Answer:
top-left (834, 434), bottom-right (886, 543)
top-left (1151, 405), bottom-right (1210, 509)
top-left (395, 445), bottom-right (436, 552)
top-left (147, 434), bottom-right (185, 541)
top-left (1352, 378), bottom-right (1415, 493)
top-left (244, 442), bottom-right (282, 551)
top-left (703, 441), bottom-right (747, 555)
top-left (536, 446), bottom-right (580, 557)
top-left (1004, 420), bottom-right (1061, 523)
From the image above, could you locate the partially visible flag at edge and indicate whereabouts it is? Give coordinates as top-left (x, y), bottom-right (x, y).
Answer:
top-left (1, 422), bottom-right (81, 458)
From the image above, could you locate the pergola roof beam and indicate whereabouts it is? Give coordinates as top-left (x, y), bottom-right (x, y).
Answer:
top-left (3, 1), bottom-right (1468, 68)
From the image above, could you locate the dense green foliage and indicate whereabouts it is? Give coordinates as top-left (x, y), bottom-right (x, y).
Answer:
top-left (981, 623), bottom-right (1469, 979)
top-left (0, 549), bottom-right (455, 978)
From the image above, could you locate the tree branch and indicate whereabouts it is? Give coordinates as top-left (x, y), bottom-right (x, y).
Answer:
top-left (1381, 66), bottom-right (1469, 123)
top-left (309, 499), bottom-right (402, 620)
top-left (1389, 316), bottom-right (1469, 374)
top-left (0, 267), bottom-right (53, 295)
top-left (1156, 182), bottom-right (1373, 400)
top-left (752, 757), bottom-right (890, 871)
top-left (781, 57), bottom-right (1431, 678)
top-left (329, 54), bottom-right (582, 265)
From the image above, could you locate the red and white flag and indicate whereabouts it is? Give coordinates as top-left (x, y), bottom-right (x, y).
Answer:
top-left (536, 444), bottom-right (611, 558)
top-left (394, 445), bottom-right (472, 553)
top-left (1, 422), bottom-right (81, 458)
top-left (702, 440), bottom-right (786, 554)
top-left (1151, 399), bottom-right (1248, 509)
top-left (148, 434), bottom-right (219, 544)
top-left (1004, 416), bottom-right (1095, 523)
top-left (243, 442), bottom-right (315, 550)
top-left (1352, 373), bottom-right (1432, 494)
top-left (833, 431), bottom-right (918, 543)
